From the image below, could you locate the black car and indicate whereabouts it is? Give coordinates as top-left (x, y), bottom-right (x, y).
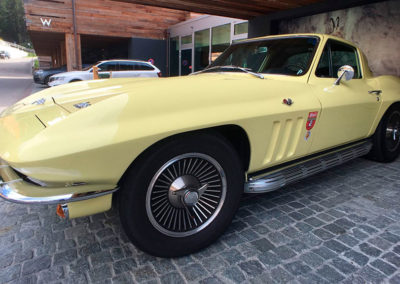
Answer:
top-left (33, 66), bottom-right (67, 85)
top-left (33, 64), bottom-right (91, 85)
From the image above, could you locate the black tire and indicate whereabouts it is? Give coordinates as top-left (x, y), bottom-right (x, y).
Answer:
top-left (119, 132), bottom-right (244, 257)
top-left (69, 79), bottom-right (81, 83)
top-left (44, 75), bottom-right (51, 85)
top-left (368, 105), bottom-right (400, 162)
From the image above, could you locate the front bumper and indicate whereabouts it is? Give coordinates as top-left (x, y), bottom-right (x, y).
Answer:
top-left (0, 162), bottom-right (118, 205)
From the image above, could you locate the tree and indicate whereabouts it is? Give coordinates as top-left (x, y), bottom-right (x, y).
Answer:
top-left (0, 0), bottom-right (30, 46)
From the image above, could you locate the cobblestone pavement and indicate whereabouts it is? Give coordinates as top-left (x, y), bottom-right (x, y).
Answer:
top-left (1, 157), bottom-right (400, 284)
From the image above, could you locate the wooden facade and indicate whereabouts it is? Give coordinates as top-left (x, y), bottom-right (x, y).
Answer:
top-left (112, 0), bottom-right (324, 19)
top-left (24, 0), bottom-right (190, 70)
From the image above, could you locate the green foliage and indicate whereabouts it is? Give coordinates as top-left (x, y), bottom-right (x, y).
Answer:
top-left (0, 0), bottom-right (30, 45)
top-left (33, 58), bottom-right (39, 68)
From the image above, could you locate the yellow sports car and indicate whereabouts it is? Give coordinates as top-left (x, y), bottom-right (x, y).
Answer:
top-left (0, 34), bottom-right (399, 257)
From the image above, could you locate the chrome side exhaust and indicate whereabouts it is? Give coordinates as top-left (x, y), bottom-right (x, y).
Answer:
top-left (245, 140), bottom-right (372, 193)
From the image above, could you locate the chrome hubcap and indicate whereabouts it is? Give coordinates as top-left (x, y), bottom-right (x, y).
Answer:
top-left (146, 153), bottom-right (226, 237)
top-left (385, 111), bottom-right (400, 152)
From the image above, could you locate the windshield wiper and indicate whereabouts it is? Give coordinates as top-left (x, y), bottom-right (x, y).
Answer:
top-left (192, 65), bottom-right (264, 79)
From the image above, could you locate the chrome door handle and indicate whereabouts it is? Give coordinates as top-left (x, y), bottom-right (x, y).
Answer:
top-left (368, 90), bottom-right (382, 95)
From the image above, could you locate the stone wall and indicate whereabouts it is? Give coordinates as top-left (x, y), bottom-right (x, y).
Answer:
top-left (279, 0), bottom-right (400, 77)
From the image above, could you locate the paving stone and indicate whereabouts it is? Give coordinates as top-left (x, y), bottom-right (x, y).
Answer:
top-left (337, 235), bottom-right (360, 247)
top-left (370, 259), bottom-right (397, 276)
top-left (368, 216), bottom-right (396, 229)
top-left (316, 265), bottom-right (345, 282)
top-left (312, 246), bottom-right (337, 260)
top-left (299, 252), bottom-right (324, 268)
top-left (90, 251), bottom-right (113, 268)
top-left (202, 255), bottom-right (227, 273)
top-left (284, 261), bottom-right (311, 276)
top-left (313, 228), bottom-right (335, 240)
top-left (133, 265), bottom-right (157, 282)
top-left (22, 255), bottom-right (51, 275)
top-left (270, 266), bottom-right (294, 283)
top-left (251, 238), bottom-right (275, 252)
top-left (380, 231), bottom-right (400, 244)
top-left (238, 260), bottom-right (264, 277)
top-left (113, 258), bottom-right (137, 274)
top-left (160, 272), bottom-right (186, 284)
top-left (257, 251), bottom-right (280, 268)
top-left (344, 250), bottom-right (369, 266)
top-left (299, 273), bottom-right (330, 284)
top-left (88, 265), bottom-right (113, 282)
top-left (220, 265), bottom-right (246, 283)
top-left (382, 252), bottom-right (400, 267)
top-left (325, 239), bottom-right (350, 253)
top-left (272, 246), bottom-right (297, 260)
top-left (37, 266), bottom-right (64, 283)
top-left (54, 249), bottom-right (78, 265)
top-left (304, 217), bottom-right (325, 228)
top-left (359, 243), bottom-right (382, 257)
top-left (181, 263), bottom-right (207, 281)
top-left (368, 236), bottom-right (393, 250)
top-left (323, 223), bottom-right (346, 235)
top-left (0, 264), bottom-right (21, 283)
top-left (331, 258), bottom-right (357, 274)
top-left (357, 265), bottom-right (386, 283)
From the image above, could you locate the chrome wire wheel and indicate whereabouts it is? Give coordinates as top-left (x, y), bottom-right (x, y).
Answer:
top-left (385, 110), bottom-right (400, 152)
top-left (146, 153), bottom-right (227, 237)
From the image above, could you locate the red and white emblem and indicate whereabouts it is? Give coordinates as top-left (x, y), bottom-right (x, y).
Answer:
top-left (306, 111), bottom-right (318, 130)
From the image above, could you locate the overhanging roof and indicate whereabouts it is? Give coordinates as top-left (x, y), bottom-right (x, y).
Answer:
top-left (111, 0), bottom-right (324, 19)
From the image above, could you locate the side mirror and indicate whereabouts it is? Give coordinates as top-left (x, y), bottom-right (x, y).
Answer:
top-left (334, 65), bottom-right (354, 85)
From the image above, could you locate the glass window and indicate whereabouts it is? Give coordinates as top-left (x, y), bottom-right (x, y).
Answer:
top-left (181, 35), bottom-right (192, 45)
top-left (211, 24), bottom-right (230, 62)
top-left (133, 62), bottom-right (154, 71)
top-left (194, 29), bottom-right (210, 72)
top-left (169, 37), bottom-right (179, 76)
top-left (209, 37), bottom-right (319, 76)
top-left (119, 61), bottom-right (134, 71)
top-left (316, 40), bottom-right (361, 79)
top-left (330, 41), bottom-right (361, 79)
top-left (234, 22), bottom-right (248, 35)
top-left (98, 62), bottom-right (118, 71)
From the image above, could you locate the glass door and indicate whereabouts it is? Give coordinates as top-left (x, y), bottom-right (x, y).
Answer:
top-left (181, 49), bottom-right (192, 75)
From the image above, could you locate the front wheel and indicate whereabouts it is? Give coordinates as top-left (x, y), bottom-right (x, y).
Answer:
top-left (368, 105), bottom-right (400, 162)
top-left (119, 133), bottom-right (244, 257)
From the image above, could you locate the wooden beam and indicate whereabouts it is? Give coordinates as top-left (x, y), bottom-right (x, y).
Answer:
top-left (65, 33), bottom-right (81, 71)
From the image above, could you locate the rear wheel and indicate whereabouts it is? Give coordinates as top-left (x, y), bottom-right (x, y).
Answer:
top-left (119, 133), bottom-right (244, 257)
top-left (368, 105), bottom-right (400, 162)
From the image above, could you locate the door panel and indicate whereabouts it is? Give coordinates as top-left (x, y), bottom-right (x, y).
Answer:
top-left (308, 40), bottom-right (381, 153)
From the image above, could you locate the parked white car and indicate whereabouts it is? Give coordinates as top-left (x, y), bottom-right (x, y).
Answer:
top-left (48, 59), bottom-right (161, 86)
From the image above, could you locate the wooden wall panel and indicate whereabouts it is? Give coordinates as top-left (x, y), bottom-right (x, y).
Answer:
top-left (24, 0), bottom-right (190, 39)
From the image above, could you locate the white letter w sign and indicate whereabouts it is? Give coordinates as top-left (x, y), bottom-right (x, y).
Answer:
top-left (40, 18), bottom-right (52, 27)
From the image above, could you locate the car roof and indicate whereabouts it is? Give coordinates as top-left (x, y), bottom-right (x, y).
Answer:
top-left (98, 59), bottom-right (153, 64)
top-left (238, 33), bottom-right (356, 47)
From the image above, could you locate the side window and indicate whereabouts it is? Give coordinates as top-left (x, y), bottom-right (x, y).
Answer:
top-left (315, 40), bottom-right (361, 79)
top-left (330, 41), bottom-right (361, 79)
top-left (98, 62), bottom-right (118, 71)
top-left (133, 62), bottom-right (154, 71)
top-left (119, 62), bottom-right (134, 71)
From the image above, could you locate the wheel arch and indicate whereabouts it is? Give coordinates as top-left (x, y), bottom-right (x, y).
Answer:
top-left (117, 124), bottom-right (251, 187)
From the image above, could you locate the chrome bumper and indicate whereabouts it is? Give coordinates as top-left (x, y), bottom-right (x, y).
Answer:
top-left (0, 163), bottom-right (118, 205)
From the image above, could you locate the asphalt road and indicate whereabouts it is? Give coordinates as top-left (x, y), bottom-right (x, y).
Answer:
top-left (0, 58), bottom-right (42, 112)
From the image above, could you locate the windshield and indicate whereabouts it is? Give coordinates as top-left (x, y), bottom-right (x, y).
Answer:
top-left (208, 37), bottom-right (319, 76)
